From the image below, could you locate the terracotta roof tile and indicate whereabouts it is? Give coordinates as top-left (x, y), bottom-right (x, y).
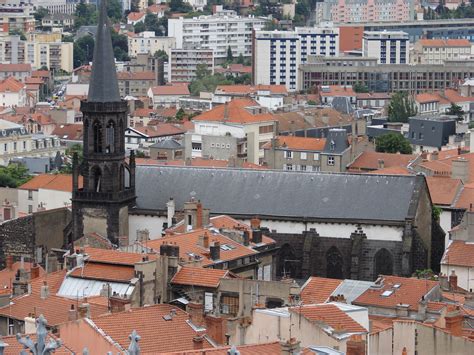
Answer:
top-left (0, 64), bottom-right (31, 72)
top-left (368, 166), bottom-right (413, 175)
top-left (127, 11), bottom-right (145, 21)
top-left (131, 123), bottom-right (185, 137)
top-left (426, 176), bottom-right (462, 206)
top-left (84, 247), bottom-right (156, 266)
top-left (290, 304), bottom-right (367, 333)
top-left (353, 275), bottom-right (439, 311)
top-left (136, 157), bottom-right (266, 170)
top-left (117, 71), bottom-right (155, 81)
top-left (171, 266), bottom-right (230, 288)
top-left (0, 293), bottom-right (108, 326)
top-left (92, 304), bottom-right (212, 353)
top-left (150, 84), bottom-right (190, 96)
top-left (319, 85), bottom-right (356, 97)
top-left (415, 93), bottom-right (442, 104)
top-left (30, 269), bottom-right (67, 295)
top-left (300, 276), bottom-right (343, 304)
top-left (132, 108), bottom-right (156, 117)
top-left (369, 315), bottom-right (394, 333)
top-left (274, 108), bottom-right (350, 131)
top-left (454, 187), bottom-right (474, 209)
top-left (162, 342), bottom-right (282, 354)
top-left (348, 151), bottom-right (416, 171)
top-left (193, 99), bottom-right (276, 124)
top-left (69, 263), bottom-right (135, 283)
top-left (419, 152), bottom-right (474, 184)
top-left (1, 333), bottom-right (73, 354)
top-left (264, 135), bottom-right (326, 151)
top-left (418, 39), bottom-right (471, 47)
top-left (19, 174), bottom-right (82, 192)
top-left (52, 124), bottom-right (84, 141)
top-left (0, 262), bottom-right (45, 290)
top-left (441, 240), bottom-right (474, 267)
top-left (0, 77), bottom-right (25, 93)
top-left (215, 84), bottom-right (287, 95)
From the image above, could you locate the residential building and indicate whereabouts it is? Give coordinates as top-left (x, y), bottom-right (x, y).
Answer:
top-left (149, 139), bottom-right (183, 160)
top-left (356, 92), bottom-right (392, 109)
top-left (127, 31), bottom-right (176, 57)
top-left (319, 85), bottom-right (356, 107)
top-left (253, 25), bottom-right (340, 91)
top-left (169, 48), bottom-right (214, 83)
top-left (213, 84), bottom-right (288, 111)
top-left (126, 11), bottom-right (146, 25)
top-left (184, 98), bottom-right (277, 164)
top-left (315, 0), bottom-right (414, 24)
top-left (168, 12), bottom-right (268, 62)
top-left (412, 39), bottom-right (472, 65)
top-left (0, 76), bottom-right (27, 107)
top-left (414, 89), bottom-right (474, 122)
top-left (33, 0), bottom-right (77, 15)
top-left (41, 13), bottom-right (75, 29)
top-left (117, 71), bottom-right (157, 97)
top-left (215, 63), bottom-right (252, 78)
top-left (0, 3), bottom-right (35, 34)
top-left (408, 115), bottom-right (457, 152)
top-left (0, 35), bottom-right (74, 72)
top-left (188, 0), bottom-right (207, 10)
top-left (362, 31), bottom-right (409, 65)
top-left (125, 123), bottom-right (185, 151)
top-left (148, 84), bottom-right (190, 108)
top-left (348, 151), bottom-right (417, 173)
top-left (0, 63), bottom-right (31, 81)
top-left (263, 133), bottom-right (352, 172)
top-left (299, 56), bottom-right (474, 94)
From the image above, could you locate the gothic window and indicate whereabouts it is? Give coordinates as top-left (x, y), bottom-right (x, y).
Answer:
top-left (119, 119), bottom-right (124, 151)
top-left (93, 121), bottom-right (103, 153)
top-left (374, 248), bottom-right (393, 278)
top-left (326, 246), bottom-right (344, 279)
top-left (106, 120), bottom-right (115, 153)
top-left (276, 244), bottom-right (300, 279)
top-left (120, 164), bottom-right (125, 190)
top-left (91, 166), bottom-right (102, 192)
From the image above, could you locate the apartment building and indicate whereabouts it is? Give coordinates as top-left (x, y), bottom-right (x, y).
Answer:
top-left (299, 56), bottom-right (474, 94)
top-left (0, 76), bottom-right (27, 107)
top-left (117, 71), bottom-right (157, 97)
top-left (412, 39), bottom-right (472, 65)
top-left (33, 0), bottom-right (77, 15)
top-left (0, 36), bottom-right (73, 72)
top-left (168, 11), bottom-right (268, 62)
top-left (315, 0), bottom-right (414, 24)
top-left (363, 31), bottom-right (409, 64)
top-left (0, 4), bottom-right (35, 34)
top-left (0, 63), bottom-right (31, 81)
top-left (41, 14), bottom-right (75, 30)
top-left (127, 32), bottom-right (176, 57)
top-left (168, 49), bottom-right (214, 83)
top-left (253, 25), bottom-right (339, 91)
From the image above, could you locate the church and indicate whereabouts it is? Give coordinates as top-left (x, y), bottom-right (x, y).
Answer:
top-left (67, 3), bottom-right (441, 282)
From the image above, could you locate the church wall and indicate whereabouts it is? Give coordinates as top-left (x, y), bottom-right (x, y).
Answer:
top-left (82, 207), bottom-right (108, 238)
top-left (413, 185), bottom-right (433, 267)
top-left (118, 205), bottom-right (129, 241)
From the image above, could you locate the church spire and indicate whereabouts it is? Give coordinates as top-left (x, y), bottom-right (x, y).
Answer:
top-left (87, 0), bottom-right (121, 102)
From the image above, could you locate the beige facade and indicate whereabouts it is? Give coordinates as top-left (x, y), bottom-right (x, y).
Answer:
top-left (412, 40), bottom-right (472, 65)
top-left (169, 48), bottom-right (214, 83)
top-left (128, 32), bottom-right (176, 57)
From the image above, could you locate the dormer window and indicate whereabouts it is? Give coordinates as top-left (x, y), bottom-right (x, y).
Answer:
top-left (330, 140), bottom-right (335, 151)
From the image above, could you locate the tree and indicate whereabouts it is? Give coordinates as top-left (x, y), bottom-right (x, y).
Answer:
top-left (226, 46), bottom-right (234, 62)
top-left (170, 0), bottom-right (193, 12)
top-left (0, 164), bottom-right (32, 188)
top-left (144, 13), bottom-right (162, 35)
top-left (375, 133), bottom-right (413, 154)
top-left (134, 21), bottom-right (146, 33)
top-left (189, 72), bottom-right (233, 96)
top-left (176, 108), bottom-right (186, 120)
top-left (73, 35), bottom-right (95, 68)
top-left (63, 35), bottom-right (75, 43)
top-left (237, 53), bottom-right (245, 65)
top-left (9, 29), bottom-right (26, 40)
top-left (387, 92), bottom-right (417, 123)
top-left (154, 49), bottom-right (168, 62)
top-left (60, 144), bottom-right (83, 174)
top-left (34, 7), bottom-right (49, 22)
top-left (107, 0), bottom-right (123, 22)
top-left (447, 103), bottom-right (465, 121)
top-left (111, 30), bottom-right (130, 61)
top-left (195, 63), bottom-right (211, 80)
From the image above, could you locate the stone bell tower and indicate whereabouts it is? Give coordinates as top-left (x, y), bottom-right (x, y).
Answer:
top-left (71, 0), bottom-right (136, 246)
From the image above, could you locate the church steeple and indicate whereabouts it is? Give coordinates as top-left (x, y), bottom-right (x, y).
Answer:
top-left (87, 0), bottom-right (120, 102)
top-left (71, 0), bottom-right (135, 247)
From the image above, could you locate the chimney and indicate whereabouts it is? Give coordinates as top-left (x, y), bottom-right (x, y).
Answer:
top-left (449, 269), bottom-right (458, 291)
top-left (250, 217), bottom-right (261, 230)
top-left (243, 231), bottom-right (250, 246)
top-left (166, 198), bottom-right (175, 229)
top-left (431, 151), bottom-right (439, 161)
top-left (377, 159), bottom-right (384, 169)
top-left (210, 241), bottom-right (221, 261)
top-left (187, 302), bottom-right (205, 327)
top-left (109, 295), bottom-right (131, 313)
top-left (6, 255), bottom-right (13, 270)
top-left (346, 335), bottom-right (366, 355)
top-left (280, 338), bottom-right (300, 355)
top-left (395, 304), bottom-right (409, 318)
top-left (445, 306), bottom-right (463, 337)
top-left (78, 302), bottom-right (91, 319)
top-left (451, 157), bottom-right (469, 183)
top-left (68, 304), bottom-right (76, 321)
top-left (196, 202), bottom-right (203, 229)
top-left (30, 263), bottom-right (40, 280)
top-left (185, 157), bottom-right (192, 166)
top-left (252, 229), bottom-right (262, 244)
top-left (203, 232), bottom-right (210, 249)
top-left (193, 335), bottom-right (204, 350)
top-left (223, 102), bottom-right (229, 120)
top-left (458, 146), bottom-right (462, 155)
top-left (417, 296), bottom-right (427, 321)
top-left (40, 281), bottom-right (49, 300)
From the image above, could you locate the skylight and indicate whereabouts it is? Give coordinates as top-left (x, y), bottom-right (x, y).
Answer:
top-left (381, 290), bottom-right (393, 297)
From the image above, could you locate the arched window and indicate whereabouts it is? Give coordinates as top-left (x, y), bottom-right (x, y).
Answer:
top-left (276, 244), bottom-right (300, 279)
top-left (106, 120), bottom-right (115, 153)
top-left (326, 246), bottom-right (344, 279)
top-left (93, 121), bottom-right (103, 153)
top-left (91, 166), bottom-right (102, 192)
top-left (119, 119), bottom-right (124, 151)
top-left (374, 248), bottom-right (393, 279)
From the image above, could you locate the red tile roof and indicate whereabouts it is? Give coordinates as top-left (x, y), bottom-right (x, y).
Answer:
top-left (19, 174), bottom-right (81, 192)
top-left (92, 304), bottom-right (212, 353)
top-left (442, 240), bottom-right (474, 267)
top-left (0, 64), bottom-right (31, 72)
top-left (425, 176), bottom-right (462, 206)
top-left (131, 123), bottom-right (185, 137)
top-left (171, 266), bottom-right (230, 288)
top-left (348, 151), bottom-right (416, 171)
top-left (150, 84), bottom-right (190, 96)
top-left (162, 342), bottom-right (282, 355)
top-left (0, 262), bottom-right (45, 290)
top-left (1, 334), bottom-right (74, 354)
top-left (0, 293), bottom-right (108, 326)
top-left (30, 269), bottom-right (67, 295)
top-left (369, 315), bottom-right (395, 333)
top-left (83, 247), bottom-right (156, 266)
top-left (368, 166), bottom-right (413, 175)
top-left (455, 187), bottom-right (474, 209)
top-left (418, 39), bottom-right (471, 47)
top-left (117, 71), bottom-right (155, 81)
top-left (353, 275), bottom-right (439, 311)
top-left (127, 11), bottom-right (145, 22)
top-left (300, 276), bottom-right (343, 304)
top-left (69, 263), bottom-right (135, 283)
top-left (320, 85), bottom-right (356, 97)
top-left (52, 124), bottom-right (84, 141)
top-left (263, 135), bottom-right (326, 151)
top-left (193, 99), bottom-right (276, 124)
top-left (148, 4), bottom-right (168, 13)
top-left (132, 108), bottom-right (156, 117)
top-left (136, 157), bottom-right (265, 170)
top-left (0, 76), bottom-right (25, 92)
top-left (415, 92), bottom-right (444, 104)
top-left (290, 304), bottom-right (367, 333)
top-left (215, 84), bottom-right (287, 95)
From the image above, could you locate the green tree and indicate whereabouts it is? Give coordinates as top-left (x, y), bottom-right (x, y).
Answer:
top-left (232, 73), bottom-right (251, 85)
top-left (387, 92), bottom-right (417, 123)
top-left (195, 63), bottom-right (211, 80)
top-left (0, 164), bottom-right (32, 187)
top-left (189, 72), bottom-right (233, 96)
top-left (154, 49), bottom-right (168, 62)
top-left (63, 35), bottom-right (75, 42)
top-left (107, 0), bottom-right (123, 22)
top-left (134, 21), bottom-right (146, 33)
top-left (226, 46), bottom-right (234, 62)
top-left (73, 35), bottom-right (95, 68)
top-left (9, 29), bottom-right (26, 40)
top-left (375, 133), bottom-right (413, 154)
top-left (144, 13), bottom-right (162, 35)
top-left (176, 108), bottom-right (186, 120)
top-left (148, 0), bottom-right (155, 5)
top-left (74, 2), bottom-right (97, 28)
top-left (236, 53), bottom-right (245, 65)
top-left (111, 30), bottom-right (130, 61)
top-left (34, 7), bottom-right (49, 22)
top-left (170, 0), bottom-right (193, 12)
top-left (60, 144), bottom-right (83, 174)
top-left (447, 103), bottom-right (465, 121)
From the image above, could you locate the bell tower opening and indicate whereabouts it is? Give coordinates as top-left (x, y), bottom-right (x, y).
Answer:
top-left (106, 120), bottom-right (115, 153)
top-left (93, 121), bottom-right (103, 153)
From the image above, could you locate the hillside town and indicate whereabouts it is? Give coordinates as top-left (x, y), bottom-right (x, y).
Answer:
top-left (0, 0), bottom-right (474, 354)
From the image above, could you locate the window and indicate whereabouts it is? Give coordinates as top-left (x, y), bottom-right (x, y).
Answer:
top-left (215, 143), bottom-right (220, 148)
top-left (301, 165), bottom-right (307, 171)
top-left (300, 152), bottom-right (307, 160)
top-left (314, 153), bottom-right (320, 161)
top-left (285, 151), bottom-right (293, 159)
top-left (328, 156), bottom-right (335, 166)
top-left (28, 205), bottom-right (33, 214)
top-left (220, 295), bottom-right (239, 316)
top-left (312, 165), bottom-right (320, 172)
top-left (192, 143), bottom-right (202, 151)
top-left (226, 144), bottom-right (230, 149)
top-left (28, 190), bottom-right (33, 200)
top-left (259, 125), bottom-right (273, 134)
top-left (285, 164), bottom-right (293, 171)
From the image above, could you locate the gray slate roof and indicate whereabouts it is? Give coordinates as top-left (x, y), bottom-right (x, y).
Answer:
top-left (135, 166), bottom-right (424, 222)
top-left (87, 0), bottom-right (121, 102)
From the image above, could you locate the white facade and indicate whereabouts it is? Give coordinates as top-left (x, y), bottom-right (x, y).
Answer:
top-left (0, 87), bottom-right (26, 107)
top-left (34, 0), bottom-right (77, 15)
top-left (168, 12), bottom-right (267, 60)
top-left (440, 263), bottom-right (473, 292)
top-left (254, 25), bottom-right (340, 91)
top-left (363, 31), bottom-right (409, 64)
top-left (18, 188), bottom-right (72, 216)
top-left (128, 32), bottom-right (176, 57)
top-left (187, 0), bottom-right (207, 10)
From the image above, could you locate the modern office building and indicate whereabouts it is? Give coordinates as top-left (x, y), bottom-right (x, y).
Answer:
top-left (363, 31), bottom-right (409, 64)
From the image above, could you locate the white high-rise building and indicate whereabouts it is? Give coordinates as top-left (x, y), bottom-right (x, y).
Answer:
top-left (168, 10), bottom-right (268, 62)
top-left (253, 25), bottom-right (340, 92)
top-left (363, 31), bottom-right (409, 65)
